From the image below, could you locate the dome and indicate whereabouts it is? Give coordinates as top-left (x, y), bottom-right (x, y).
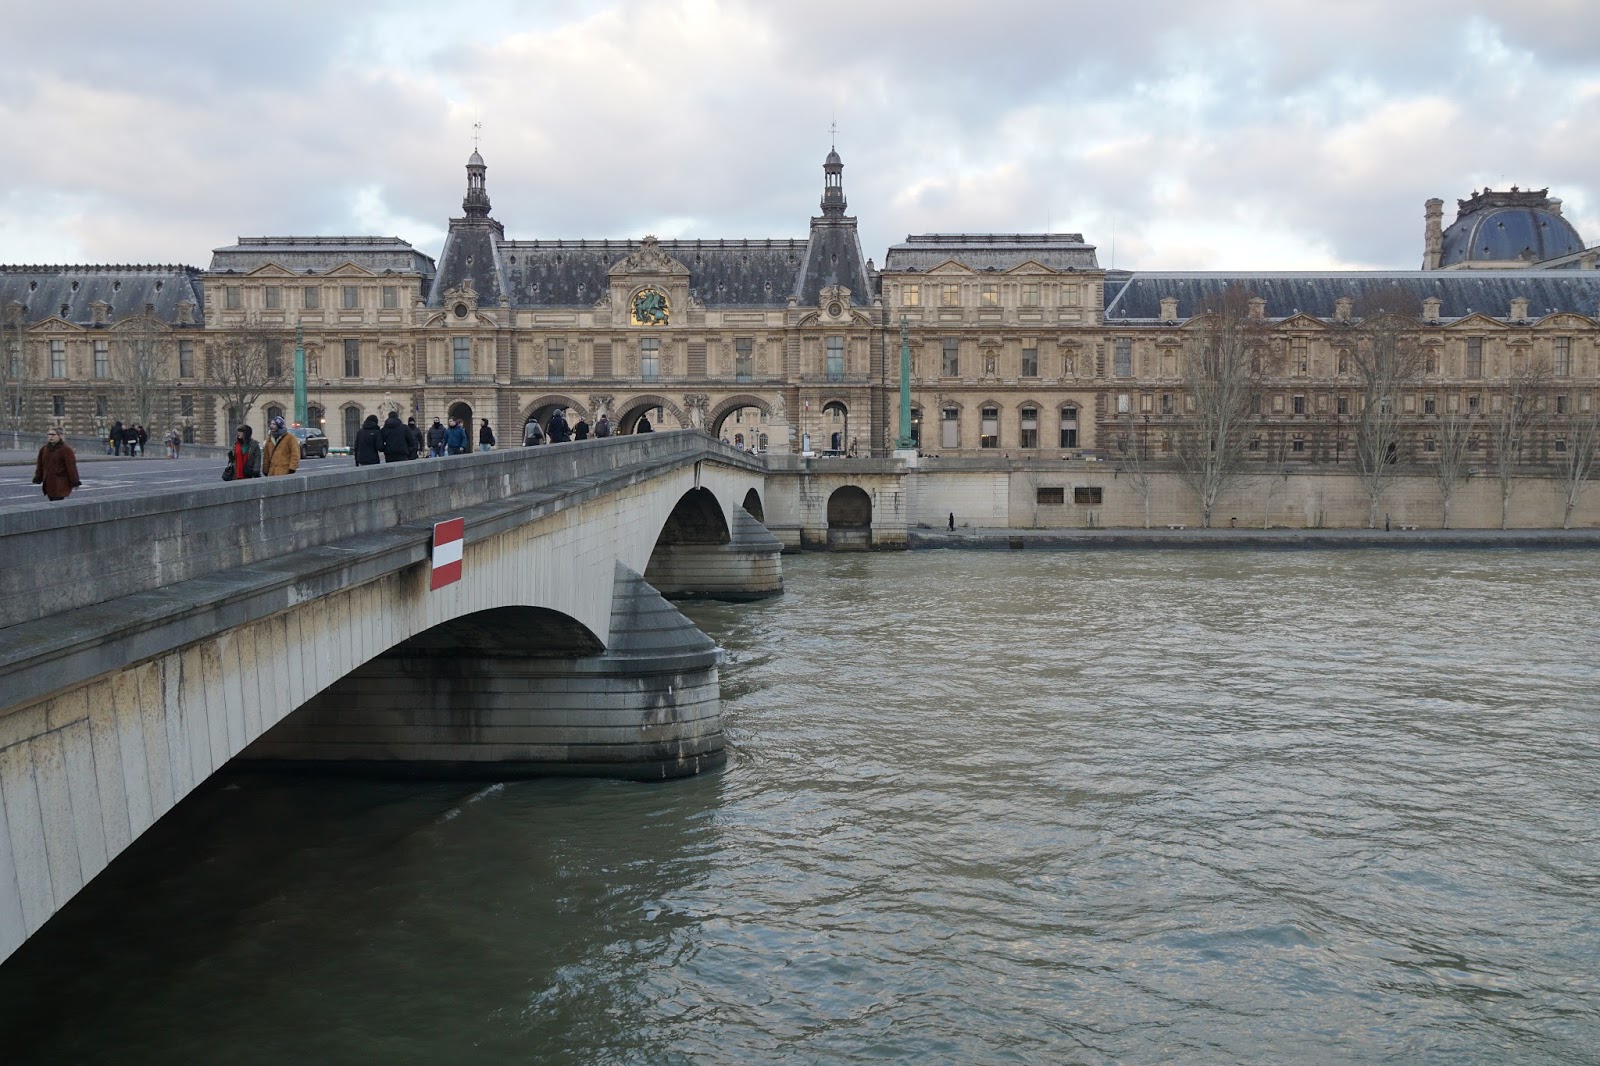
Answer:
top-left (468, 149), bottom-right (485, 167)
top-left (824, 148), bottom-right (842, 168)
top-left (1440, 188), bottom-right (1584, 266)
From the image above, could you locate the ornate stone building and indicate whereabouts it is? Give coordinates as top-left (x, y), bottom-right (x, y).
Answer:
top-left (4, 155), bottom-right (1600, 475)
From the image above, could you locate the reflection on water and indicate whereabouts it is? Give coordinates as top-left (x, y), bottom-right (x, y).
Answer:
top-left (1, 549), bottom-right (1598, 1063)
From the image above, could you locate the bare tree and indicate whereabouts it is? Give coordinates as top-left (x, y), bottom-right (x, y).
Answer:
top-left (1433, 411), bottom-right (1475, 529)
top-left (1115, 410), bottom-right (1155, 528)
top-left (1174, 284), bottom-right (1274, 527)
top-left (1, 303), bottom-right (35, 447)
top-left (1555, 402), bottom-right (1600, 529)
top-left (1486, 357), bottom-right (1552, 529)
top-left (205, 322), bottom-right (285, 437)
top-left (1339, 288), bottom-right (1426, 528)
top-left (115, 306), bottom-right (175, 433)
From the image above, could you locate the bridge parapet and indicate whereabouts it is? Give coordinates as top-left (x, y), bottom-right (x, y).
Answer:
top-left (0, 436), bottom-right (762, 629)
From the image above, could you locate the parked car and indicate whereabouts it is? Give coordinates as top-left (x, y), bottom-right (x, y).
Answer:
top-left (290, 425), bottom-right (330, 459)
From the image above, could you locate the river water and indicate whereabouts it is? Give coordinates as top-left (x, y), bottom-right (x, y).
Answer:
top-left (1, 550), bottom-right (1598, 1064)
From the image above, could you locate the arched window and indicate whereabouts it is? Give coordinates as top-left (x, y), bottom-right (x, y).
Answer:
top-left (307, 404), bottom-right (325, 431)
top-left (265, 404), bottom-right (284, 426)
top-left (343, 406), bottom-right (362, 446)
top-left (941, 406), bottom-right (960, 450)
top-left (1059, 405), bottom-right (1079, 448)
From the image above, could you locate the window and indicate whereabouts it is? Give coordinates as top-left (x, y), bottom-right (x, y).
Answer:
top-left (1037, 486), bottom-right (1064, 505)
top-left (452, 337), bottom-right (471, 378)
top-left (980, 284), bottom-right (999, 307)
top-left (182, 426), bottom-right (194, 444)
top-left (1021, 346), bottom-right (1038, 378)
top-left (304, 286), bottom-right (320, 310)
top-left (1293, 394), bottom-right (1306, 415)
top-left (342, 286), bottom-right (359, 310)
top-left (1020, 407), bottom-right (1038, 448)
top-left (1556, 394), bottom-right (1569, 415)
top-left (940, 284), bottom-right (960, 306)
top-left (547, 339), bottom-right (565, 382)
top-left (1161, 393), bottom-right (1174, 415)
top-left (224, 286), bottom-right (241, 310)
top-left (1074, 487), bottom-right (1103, 505)
top-left (1466, 337), bottom-right (1483, 378)
top-left (942, 338), bottom-right (960, 377)
top-left (180, 395), bottom-right (193, 417)
top-left (343, 338), bottom-right (361, 377)
top-left (382, 286), bottom-right (399, 310)
top-left (1292, 337), bottom-right (1308, 374)
top-left (1292, 435), bottom-right (1305, 452)
top-left (306, 403), bottom-right (323, 429)
top-left (735, 338), bottom-right (753, 382)
top-left (93, 340), bottom-right (109, 379)
top-left (265, 405), bottom-right (284, 425)
top-left (266, 338), bottom-right (283, 378)
top-left (1424, 437), bottom-right (1437, 453)
top-left (941, 407), bottom-right (959, 449)
top-left (1113, 339), bottom-right (1132, 378)
top-left (343, 406), bottom-right (361, 446)
top-left (1021, 283), bottom-right (1041, 307)
top-left (1555, 436), bottom-right (1568, 454)
top-left (50, 340), bottom-right (65, 379)
top-left (179, 340), bottom-right (194, 377)
top-left (95, 395), bottom-right (107, 417)
top-left (826, 336), bottom-right (845, 381)
top-left (1059, 406), bottom-right (1079, 448)
top-left (264, 286), bottom-right (281, 310)
top-left (980, 406), bottom-right (999, 448)
top-left (52, 394), bottom-right (64, 417)
top-left (1336, 395), bottom-right (1349, 416)
top-left (1424, 395), bottom-right (1437, 414)
top-left (1468, 394), bottom-right (1481, 413)
top-left (1555, 336), bottom-right (1572, 377)
top-left (902, 284), bottom-right (921, 307)
top-left (641, 337), bottom-right (659, 381)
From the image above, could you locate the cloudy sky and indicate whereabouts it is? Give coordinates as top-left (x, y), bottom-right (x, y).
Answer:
top-left (3, 0), bottom-right (1598, 273)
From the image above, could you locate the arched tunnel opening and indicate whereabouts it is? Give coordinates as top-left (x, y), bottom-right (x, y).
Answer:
top-left (645, 486), bottom-right (782, 602)
top-left (654, 487), bottom-right (732, 547)
top-left (742, 488), bottom-right (764, 523)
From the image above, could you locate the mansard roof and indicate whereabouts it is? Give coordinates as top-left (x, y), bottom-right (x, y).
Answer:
top-left (1102, 270), bottom-right (1600, 322)
top-left (209, 236), bottom-right (436, 277)
top-left (0, 265), bottom-right (205, 327)
top-left (491, 238), bottom-right (811, 309)
top-left (884, 233), bottom-right (1101, 273)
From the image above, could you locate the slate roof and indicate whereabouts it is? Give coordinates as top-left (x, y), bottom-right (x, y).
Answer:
top-left (884, 233), bottom-right (1101, 273)
top-left (0, 265), bottom-right (205, 327)
top-left (209, 236), bottom-right (435, 277)
top-left (1441, 207), bottom-right (1585, 267)
top-left (1102, 270), bottom-right (1600, 322)
top-left (795, 218), bottom-right (874, 306)
top-left (429, 221), bottom-right (506, 307)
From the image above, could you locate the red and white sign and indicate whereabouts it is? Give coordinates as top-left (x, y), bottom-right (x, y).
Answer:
top-left (430, 517), bottom-right (465, 590)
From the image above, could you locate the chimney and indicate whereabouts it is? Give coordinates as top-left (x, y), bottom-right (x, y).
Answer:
top-left (1422, 296), bottom-right (1442, 322)
top-left (90, 300), bottom-right (110, 326)
top-left (1334, 296), bottom-right (1353, 322)
top-left (1510, 296), bottom-right (1529, 322)
top-left (1548, 198), bottom-right (1563, 217)
top-left (176, 300), bottom-right (195, 326)
top-left (1423, 198), bottom-right (1444, 270)
top-left (1159, 296), bottom-right (1178, 322)
top-left (1248, 296), bottom-right (1266, 319)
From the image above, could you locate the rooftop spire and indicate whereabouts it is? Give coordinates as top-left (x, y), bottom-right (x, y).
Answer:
top-left (820, 141), bottom-right (846, 217)
top-left (463, 140), bottom-right (491, 219)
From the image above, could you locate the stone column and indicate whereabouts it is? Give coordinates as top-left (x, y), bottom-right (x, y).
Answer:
top-left (644, 508), bottom-right (784, 601)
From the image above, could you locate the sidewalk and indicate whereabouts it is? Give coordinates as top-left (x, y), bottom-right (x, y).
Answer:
top-left (912, 526), bottom-right (1600, 549)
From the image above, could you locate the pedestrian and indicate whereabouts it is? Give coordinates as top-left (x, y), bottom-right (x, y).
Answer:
top-left (353, 414), bottom-right (382, 466)
top-left (32, 427), bottom-right (82, 501)
top-left (524, 418), bottom-right (546, 446)
top-left (1384, 513), bottom-right (1391, 532)
top-left (573, 417), bottom-right (590, 441)
top-left (547, 408), bottom-right (571, 443)
top-left (262, 416), bottom-right (301, 476)
top-left (165, 427), bottom-right (180, 459)
top-left (948, 512), bottom-right (955, 531)
top-left (380, 411), bottom-right (412, 462)
top-left (109, 420), bottom-right (125, 456)
top-left (136, 424), bottom-right (148, 457)
top-left (594, 413), bottom-right (612, 438)
top-left (479, 418), bottom-right (496, 451)
top-left (223, 425), bottom-right (262, 480)
top-left (427, 418), bottom-right (447, 458)
top-left (637, 414), bottom-right (653, 433)
top-left (446, 417), bottom-right (468, 455)
top-left (407, 417), bottom-right (423, 459)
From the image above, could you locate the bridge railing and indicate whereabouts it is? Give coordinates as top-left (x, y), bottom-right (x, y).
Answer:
top-left (0, 435), bottom-right (762, 630)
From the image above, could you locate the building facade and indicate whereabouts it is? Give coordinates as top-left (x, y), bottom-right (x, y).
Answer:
top-left (4, 156), bottom-right (1599, 481)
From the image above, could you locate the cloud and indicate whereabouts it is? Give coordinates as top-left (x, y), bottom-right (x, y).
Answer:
top-left (1, 0), bottom-right (1597, 274)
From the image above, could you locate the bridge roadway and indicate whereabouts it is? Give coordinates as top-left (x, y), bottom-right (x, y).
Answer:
top-left (0, 434), bottom-right (780, 965)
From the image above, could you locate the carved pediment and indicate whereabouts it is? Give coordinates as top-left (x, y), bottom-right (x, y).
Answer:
top-left (324, 262), bottom-right (380, 278)
top-left (1002, 259), bottom-right (1060, 275)
top-left (608, 235), bottom-right (690, 278)
top-left (819, 284), bottom-right (852, 321)
top-left (244, 263), bottom-right (302, 278)
top-left (924, 259), bottom-right (978, 276)
top-left (443, 279), bottom-right (479, 317)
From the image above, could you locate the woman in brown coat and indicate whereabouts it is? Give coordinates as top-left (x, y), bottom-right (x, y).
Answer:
top-left (33, 428), bottom-right (82, 501)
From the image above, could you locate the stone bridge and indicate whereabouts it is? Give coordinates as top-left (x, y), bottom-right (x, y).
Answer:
top-left (0, 435), bottom-right (780, 964)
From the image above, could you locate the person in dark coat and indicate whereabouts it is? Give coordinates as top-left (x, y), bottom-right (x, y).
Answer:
top-left (593, 414), bottom-right (612, 438)
top-left (572, 417), bottom-right (590, 441)
top-left (33, 428), bottom-right (82, 501)
top-left (547, 409), bottom-right (571, 443)
top-left (354, 414), bottom-right (383, 466)
top-left (379, 412), bottom-right (412, 462)
top-left (446, 418), bottom-right (468, 455)
top-left (479, 419), bottom-right (496, 451)
top-left (427, 418), bottom-right (447, 458)
top-left (636, 414), bottom-right (653, 433)
top-left (407, 417), bottom-right (423, 459)
top-left (524, 419), bottom-right (545, 446)
top-left (109, 420), bottom-right (125, 455)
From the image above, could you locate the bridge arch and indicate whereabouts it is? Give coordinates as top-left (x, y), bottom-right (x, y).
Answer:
top-left (708, 395), bottom-right (773, 438)
top-left (742, 488), bottom-right (765, 523)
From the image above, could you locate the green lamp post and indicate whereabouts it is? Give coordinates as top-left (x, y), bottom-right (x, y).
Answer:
top-left (896, 316), bottom-right (915, 450)
top-left (293, 322), bottom-right (307, 426)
